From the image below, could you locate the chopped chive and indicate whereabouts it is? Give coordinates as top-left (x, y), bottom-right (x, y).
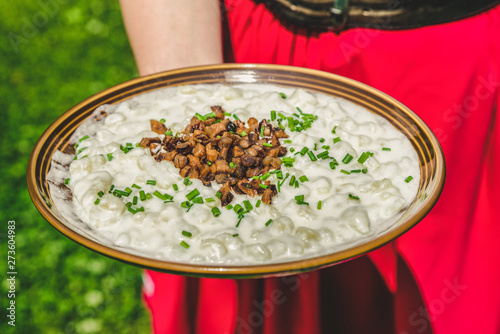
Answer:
top-left (340, 169), bottom-right (351, 175)
top-left (132, 183), bottom-right (141, 189)
top-left (186, 189), bottom-right (200, 201)
top-left (139, 190), bottom-right (146, 201)
top-left (240, 131), bottom-right (247, 137)
top-left (294, 195), bottom-right (309, 205)
top-left (127, 207), bottom-right (137, 214)
top-left (205, 197), bottom-right (215, 203)
top-left (107, 153), bottom-right (113, 161)
top-left (278, 112), bottom-right (286, 119)
top-left (348, 194), bottom-right (360, 200)
top-left (287, 117), bottom-right (295, 130)
top-left (262, 142), bottom-right (272, 147)
top-left (342, 154), bottom-right (353, 164)
top-left (215, 191), bottom-right (222, 199)
top-left (136, 206), bottom-right (145, 212)
top-left (78, 135), bottom-right (89, 142)
top-left (300, 147), bottom-right (309, 156)
top-left (284, 140), bottom-right (292, 144)
top-left (195, 113), bottom-right (206, 121)
top-left (165, 130), bottom-right (173, 136)
top-left (382, 147), bottom-right (391, 151)
top-left (259, 184), bottom-right (268, 190)
top-left (243, 200), bottom-right (253, 211)
top-left (173, 184), bottom-right (178, 191)
top-left (153, 190), bottom-right (167, 201)
top-left (232, 114), bottom-right (240, 120)
top-left (97, 191), bottom-right (104, 197)
top-left (223, 112), bottom-right (231, 116)
top-left (226, 204), bottom-right (233, 210)
top-left (362, 168), bottom-right (368, 174)
top-left (271, 110), bottom-right (277, 120)
top-left (146, 180), bottom-right (156, 186)
top-left (294, 180), bottom-right (299, 188)
top-left (317, 201), bottom-right (323, 210)
top-left (125, 187), bottom-right (132, 194)
top-left (405, 176), bottom-right (413, 183)
top-left (329, 161), bottom-right (338, 170)
top-left (319, 138), bottom-right (325, 143)
top-left (322, 145), bottom-right (330, 150)
top-left (293, 113), bottom-right (300, 118)
top-left (180, 241), bottom-right (190, 249)
top-left (331, 126), bottom-right (337, 134)
top-left (236, 216), bottom-right (244, 228)
top-left (299, 175), bottom-right (309, 183)
top-left (133, 196), bottom-right (138, 205)
top-left (182, 230), bottom-right (192, 237)
top-left (192, 197), bottom-right (204, 204)
top-left (358, 152), bottom-right (374, 164)
top-left (77, 147), bottom-right (87, 154)
top-left (232, 233), bottom-right (239, 237)
top-left (159, 118), bottom-right (166, 123)
top-left (146, 193), bottom-right (152, 199)
top-left (279, 92), bottom-right (287, 99)
top-left (260, 125), bottom-right (265, 137)
top-left (256, 199), bottom-right (262, 208)
top-left (94, 198), bottom-right (100, 205)
top-left (350, 169), bottom-right (362, 173)
top-left (181, 201), bottom-right (192, 209)
top-left (317, 151), bottom-right (330, 159)
top-left (261, 172), bottom-right (271, 181)
top-left (265, 219), bottom-right (273, 227)
top-left (307, 151), bottom-right (317, 161)
top-left (289, 175), bottom-right (296, 187)
top-left (184, 177), bottom-right (192, 186)
top-left (211, 207), bottom-right (221, 217)
top-left (64, 178), bottom-right (70, 185)
top-left (233, 204), bottom-right (244, 214)
top-left (296, 107), bottom-right (303, 113)
top-left (126, 202), bottom-right (132, 208)
top-left (313, 143), bottom-right (318, 151)
top-left (109, 185), bottom-right (115, 192)
top-left (114, 189), bottom-right (130, 197)
top-left (333, 137), bottom-right (341, 144)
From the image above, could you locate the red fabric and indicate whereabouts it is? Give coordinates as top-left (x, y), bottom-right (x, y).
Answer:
top-left (143, 2), bottom-right (500, 333)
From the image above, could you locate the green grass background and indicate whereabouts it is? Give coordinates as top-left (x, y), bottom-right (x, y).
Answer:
top-left (1, 1), bottom-right (151, 333)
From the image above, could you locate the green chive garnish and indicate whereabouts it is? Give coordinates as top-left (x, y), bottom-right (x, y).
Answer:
top-left (94, 198), bottom-right (100, 205)
top-left (348, 194), bottom-right (360, 200)
top-left (317, 201), bottom-right (323, 210)
top-left (259, 184), bottom-right (268, 190)
top-left (233, 204), bottom-right (244, 214)
top-left (186, 189), bottom-right (200, 201)
top-left (139, 190), bottom-right (146, 201)
top-left (192, 197), bottom-right (204, 204)
top-left (146, 180), bottom-right (156, 185)
top-left (333, 137), bottom-right (341, 144)
top-left (180, 241), bottom-right (190, 249)
top-left (329, 161), bottom-right (338, 170)
top-left (405, 176), bottom-right (413, 183)
top-left (97, 191), bottom-right (104, 197)
top-left (159, 118), bottom-right (166, 123)
top-left (342, 154), bottom-right (353, 164)
top-left (153, 190), bottom-right (167, 201)
top-left (64, 178), bottom-right (70, 185)
top-left (299, 175), bottom-right (309, 183)
top-left (184, 177), bottom-right (192, 186)
top-left (211, 207), bottom-right (221, 217)
top-left (240, 131), bottom-right (247, 137)
top-left (271, 110), bottom-right (277, 120)
top-left (279, 92), bottom-right (287, 99)
top-left (173, 184), bottom-right (178, 191)
top-left (243, 200), bottom-right (253, 211)
top-left (165, 130), bottom-right (173, 136)
top-left (79, 135), bottom-right (89, 142)
top-left (215, 191), bottom-right (222, 199)
top-left (205, 197), bottom-right (215, 203)
top-left (262, 142), bottom-right (272, 147)
top-left (107, 153), bottom-right (113, 161)
top-left (317, 151), bottom-right (330, 159)
top-left (182, 230), bottom-right (192, 237)
top-left (307, 151), bottom-right (317, 161)
top-left (331, 126), bottom-right (337, 134)
top-left (265, 219), bottom-right (273, 227)
top-left (357, 152), bottom-right (374, 164)
top-left (382, 147), bottom-right (391, 151)
top-left (340, 169), bottom-right (351, 175)
top-left (256, 199), bottom-right (261, 208)
top-left (132, 183), bottom-right (141, 189)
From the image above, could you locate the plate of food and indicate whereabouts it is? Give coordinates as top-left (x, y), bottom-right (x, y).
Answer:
top-left (27, 64), bottom-right (445, 278)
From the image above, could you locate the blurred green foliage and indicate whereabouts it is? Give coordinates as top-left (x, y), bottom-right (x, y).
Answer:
top-left (1, 1), bottom-right (151, 333)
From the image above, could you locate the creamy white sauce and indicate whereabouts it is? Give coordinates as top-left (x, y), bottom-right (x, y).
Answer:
top-left (51, 84), bottom-right (420, 264)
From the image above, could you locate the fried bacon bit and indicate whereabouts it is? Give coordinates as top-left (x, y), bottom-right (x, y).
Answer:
top-left (141, 106), bottom-right (289, 205)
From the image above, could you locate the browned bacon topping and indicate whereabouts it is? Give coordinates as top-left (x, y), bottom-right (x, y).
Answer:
top-left (140, 106), bottom-right (288, 205)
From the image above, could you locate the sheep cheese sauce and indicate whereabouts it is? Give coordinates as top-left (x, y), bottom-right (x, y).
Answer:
top-left (59, 84), bottom-right (420, 265)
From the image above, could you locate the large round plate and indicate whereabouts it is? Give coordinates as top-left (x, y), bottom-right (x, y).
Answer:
top-left (27, 64), bottom-right (445, 278)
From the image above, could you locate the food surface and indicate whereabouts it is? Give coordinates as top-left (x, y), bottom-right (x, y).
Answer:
top-left (50, 84), bottom-right (420, 264)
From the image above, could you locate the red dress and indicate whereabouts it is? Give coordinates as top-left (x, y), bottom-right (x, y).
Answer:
top-left (143, 2), bottom-right (500, 333)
